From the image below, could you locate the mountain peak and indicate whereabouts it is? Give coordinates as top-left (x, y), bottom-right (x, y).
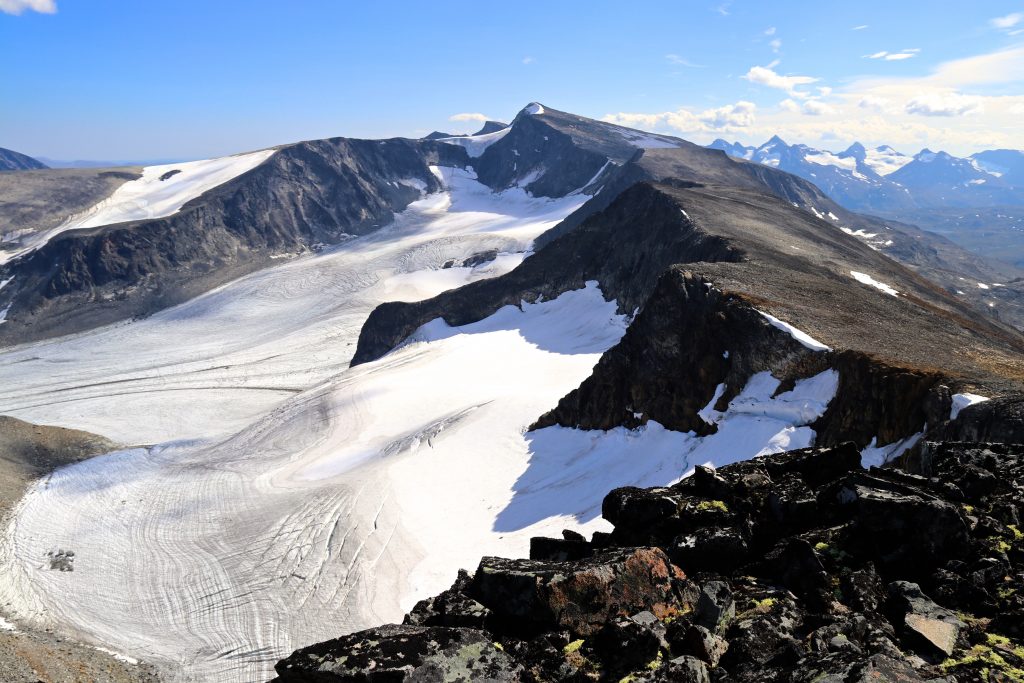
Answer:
top-left (841, 142), bottom-right (867, 159)
top-left (519, 102), bottom-right (546, 116)
top-left (472, 120), bottom-right (508, 136)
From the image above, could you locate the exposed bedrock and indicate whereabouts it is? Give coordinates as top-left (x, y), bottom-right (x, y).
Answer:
top-left (274, 441), bottom-right (1024, 682)
top-left (0, 138), bottom-right (467, 344)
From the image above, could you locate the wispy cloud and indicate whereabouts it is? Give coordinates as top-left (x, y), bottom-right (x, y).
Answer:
top-left (865, 49), bottom-right (919, 61)
top-left (0, 0), bottom-right (56, 15)
top-left (665, 54), bottom-right (704, 68)
top-left (769, 39), bottom-right (782, 53)
top-left (449, 112), bottom-right (489, 122)
top-left (743, 65), bottom-right (818, 97)
top-left (851, 24), bottom-right (869, 30)
top-left (764, 26), bottom-right (776, 36)
top-left (991, 12), bottom-right (1023, 30)
top-left (521, 56), bottom-right (535, 65)
top-left (714, 1), bottom-right (731, 16)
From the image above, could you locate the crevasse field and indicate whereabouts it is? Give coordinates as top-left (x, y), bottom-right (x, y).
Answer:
top-left (0, 159), bottom-right (841, 682)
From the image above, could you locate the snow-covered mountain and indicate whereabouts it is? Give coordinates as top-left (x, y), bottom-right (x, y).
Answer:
top-left (1, 103), bottom-right (1024, 682)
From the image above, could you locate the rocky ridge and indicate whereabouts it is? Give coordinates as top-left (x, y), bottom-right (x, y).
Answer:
top-left (273, 440), bottom-right (1024, 682)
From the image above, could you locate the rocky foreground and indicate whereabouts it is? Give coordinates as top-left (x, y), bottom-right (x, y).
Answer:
top-left (273, 441), bottom-right (1024, 682)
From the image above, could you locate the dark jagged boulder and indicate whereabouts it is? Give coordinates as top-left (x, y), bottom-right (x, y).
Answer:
top-left (273, 624), bottom-right (521, 682)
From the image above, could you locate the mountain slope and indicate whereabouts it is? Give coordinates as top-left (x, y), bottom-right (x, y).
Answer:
top-left (0, 147), bottom-right (47, 171)
top-left (0, 139), bottom-right (467, 343)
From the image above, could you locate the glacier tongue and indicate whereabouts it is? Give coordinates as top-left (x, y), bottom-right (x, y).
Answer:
top-left (0, 166), bottom-right (584, 444)
top-left (0, 168), bottom-right (605, 682)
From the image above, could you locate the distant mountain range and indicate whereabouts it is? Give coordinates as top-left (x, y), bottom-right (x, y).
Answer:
top-left (708, 137), bottom-right (1024, 211)
top-left (709, 137), bottom-right (1024, 268)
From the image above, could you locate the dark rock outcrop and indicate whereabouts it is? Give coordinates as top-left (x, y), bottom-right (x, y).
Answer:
top-left (276, 441), bottom-right (1024, 682)
top-left (274, 624), bottom-right (522, 682)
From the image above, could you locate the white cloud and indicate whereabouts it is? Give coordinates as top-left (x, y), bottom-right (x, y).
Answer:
top-left (852, 24), bottom-right (869, 30)
top-left (905, 92), bottom-right (984, 116)
top-left (865, 49), bottom-right (918, 61)
top-left (602, 100), bottom-right (756, 134)
top-left (665, 54), bottom-right (704, 67)
top-left (858, 95), bottom-right (890, 111)
top-left (802, 100), bottom-right (836, 116)
top-left (521, 56), bottom-right (535, 65)
top-left (699, 101), bottom-right (757, 127)
top-left (769, 38), bottom-right (782, 53)
top-left (0, 0), bottom-right (55, 14)
top-left (743, 65), bottom-right (818, 96)
top-left (818, 86), bottom-right (833, 97)
top-left (449, 112), bottom-right (489, 122)
top-left (764, 26), bottom-right (776, 36)
top-left (779, 98), bottom-right (835, 116)
top-left (991, 12), bottom-right (1023, 29)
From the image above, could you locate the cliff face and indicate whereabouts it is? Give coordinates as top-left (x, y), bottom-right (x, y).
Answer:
top-left (0, 138), bottom-right (468, 343)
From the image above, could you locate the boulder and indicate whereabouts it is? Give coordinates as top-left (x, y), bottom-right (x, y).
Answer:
top-left (679, 624), bottom-right (729, 667)
top-left (470, 547), bottom-right (695, 636)
top-left (887, 581), bottom-right (964, 660)
top-left (273, 624), bottom-right (521, 682)
top-left (694, 581), bottom-right (735, 635)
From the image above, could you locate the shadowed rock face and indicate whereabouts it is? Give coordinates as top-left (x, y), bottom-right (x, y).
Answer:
top-left (275, 441), bottom-right (1024, 682)
top-left (0, 138), bottom-right (468, 344)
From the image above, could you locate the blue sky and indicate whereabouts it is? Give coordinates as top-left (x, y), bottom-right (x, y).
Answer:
top-left (2, 0), bottom-right (1022, 159)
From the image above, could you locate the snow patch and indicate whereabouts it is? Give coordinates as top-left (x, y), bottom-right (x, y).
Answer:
top-left (698, 383), bottom-right (727, 424)
top-left (757, 310), bottom-right (831, 351)
top-left (0, 615), bottom-right (16, 631)
top-left (860, 432), bottom-right (923, 468)
top-left (438, 127), bottom-right (512, 158)
top-left (863, 147), bottom-right (912, 176)
top-left (95, 647), bottom-right (139, 665)
top-left (850, 271), bottom-right (899, 297)
top-left (950, 393), bottom-right (989, 420)
top-left (523, 103), bottom-right (545, 115)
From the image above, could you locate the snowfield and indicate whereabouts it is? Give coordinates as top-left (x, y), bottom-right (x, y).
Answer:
top-left (0, 149), bottom-right (276, 267)
top-left (0, 164), bottom-right (845, 682)
top-left (0, 167), bottom-right (581, 444)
